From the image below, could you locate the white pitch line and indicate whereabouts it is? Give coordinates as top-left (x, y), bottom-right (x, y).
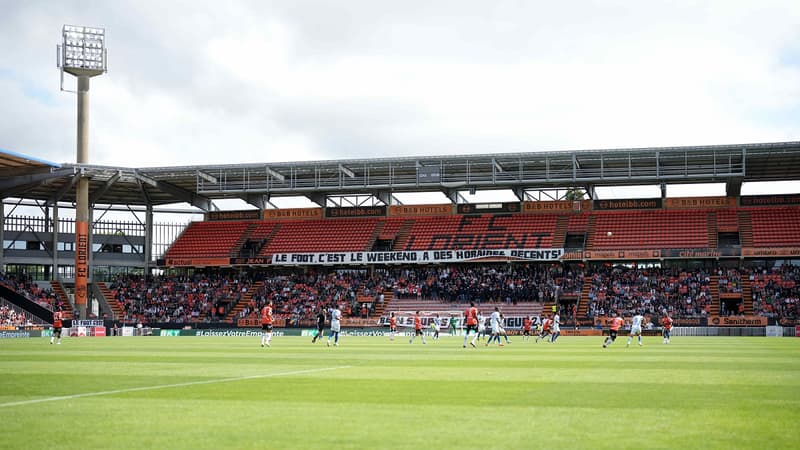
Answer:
top-left (0, 365), bottom-right (351, 407)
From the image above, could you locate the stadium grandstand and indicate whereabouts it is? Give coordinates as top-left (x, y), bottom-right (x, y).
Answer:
top-left (1, 141), bottom-right (799, 334)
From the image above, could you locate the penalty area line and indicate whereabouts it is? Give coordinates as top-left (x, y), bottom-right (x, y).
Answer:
top-left (0, 365), bottom-right (352, 407)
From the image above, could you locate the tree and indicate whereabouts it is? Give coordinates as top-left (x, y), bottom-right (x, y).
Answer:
top-left (564, 188), bottom-right (586, 201)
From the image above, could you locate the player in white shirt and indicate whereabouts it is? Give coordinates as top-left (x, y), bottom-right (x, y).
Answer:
top-left (327, 306), bottom-right (342, 347)
top-left (486, 307), bottom-right (504, 346)
top-left (432, 314), bottom-right (442, 340)
top-left (550, 311), bottom-right (561, 343)
top-left (476, 313), bottom-right (487, 341)
top-left (626, 311), bottom-right (645, 347)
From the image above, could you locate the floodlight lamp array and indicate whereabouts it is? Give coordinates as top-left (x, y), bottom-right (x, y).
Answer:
top-left (61, 25), bottom-right (106, 72)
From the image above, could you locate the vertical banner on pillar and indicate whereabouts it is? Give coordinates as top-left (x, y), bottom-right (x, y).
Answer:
top-left (75, 220), bottom-right (89, 306)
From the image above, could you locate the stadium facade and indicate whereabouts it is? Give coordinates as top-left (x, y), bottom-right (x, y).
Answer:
top-left (1, 141), bottom-right (799, 331)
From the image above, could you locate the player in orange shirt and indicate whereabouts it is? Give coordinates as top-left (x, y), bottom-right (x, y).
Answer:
top-left (260, 300), bottom-right (273, 348)
top-left (661, 313), bottom-right (673, 344)
top-left (409, 310), bottom-right (427, 344)
top-left (50, 310), bottom-right (63, 345)
top-left (389, 312), bottom-right (397, 341)
top-left (522, 316), bottom-right (533, 342)
top-left (602, 313), bottom-right (625, 348)
top-left (535, 315), bottom-right (552, 343)
top-left (463, 301), bottom-right (480, 348)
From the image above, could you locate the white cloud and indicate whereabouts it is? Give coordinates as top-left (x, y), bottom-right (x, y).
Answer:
top-left (0, 0), bottom-right (798, 175)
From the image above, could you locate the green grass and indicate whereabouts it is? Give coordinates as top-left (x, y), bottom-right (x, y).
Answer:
top-left (1, 335), bottom-right (799, 449)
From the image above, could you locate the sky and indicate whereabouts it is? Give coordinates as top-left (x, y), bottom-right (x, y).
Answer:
top-left (1, 0), bottom-right (800, 210)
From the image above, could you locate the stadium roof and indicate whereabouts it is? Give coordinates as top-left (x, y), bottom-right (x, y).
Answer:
top-left (0, 148), bottom-right (60, 176)
top-left (2, 141), bottom-right (799, 209)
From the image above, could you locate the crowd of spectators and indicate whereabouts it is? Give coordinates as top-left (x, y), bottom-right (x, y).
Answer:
top-left (3, 264), bottom-right (799, 325)
top-left (108, 273), bottom-right (253, 323)
top-left (1, 302), bottom-right (40, 326)
top-left (583, 265), bottom-right (799, 322)
top-left (242, 270), bottom-right (387, 325)
top-left (750, 265), bottom-right (799, 321)
top-left (107, 265), bottom-right (584, 325)
top-left (238, 264), bottom-right (583, 326)
top-left (386, 264), bottom-right (582, 304)
top-left (0, 271), bottom-right (65, 312)
top-left (718, 268), bottom-right (743, 294)
top-left (585, 267), bottom-right (713, 319)
top-left (106, 270), bottom-right (386, 325)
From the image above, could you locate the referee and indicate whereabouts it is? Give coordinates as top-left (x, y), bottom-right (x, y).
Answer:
top-left (311, 308), bottom-right (326, 343)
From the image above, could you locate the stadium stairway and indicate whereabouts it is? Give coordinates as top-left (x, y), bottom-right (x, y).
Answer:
top-left (737, 210), bottom-right (753, 247)
top-left (708, 276), bottom-right (721, 316)
top-left (584, 215), bottom-right (597, 250)
top-left (542, 300), bottom-right (558, 316)
top-left (50, 280), bottom-right (74, 320)
top-left (94, 282), bottom-right (125, 320)
top-left (707, 211), bottom-right (718, 248)
top-left (371, 290), bottom-right (393, 318)
top-left (393, 219), bottom-right (416, 251)
top-left (552, 215), bottom-right (569, 248)
top-left (366, 221), bottom-right (385, 251)
top-left (256, 223), bottom-right (283, 256)
top-left (577, 282), bottom-right (591, 320)
top-left (224, 280), bottom-right (263, 323)
top-left (742, 277), bottom-right (753, 315)
top-left (232, 222), bottom-right (259, 256)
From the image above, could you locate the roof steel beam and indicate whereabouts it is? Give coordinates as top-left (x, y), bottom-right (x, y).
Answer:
top-left (134, 172), bottom-right (215, 211)
top-left (0, 167), bottom-right (76, 191)
top-left (89, 171), bottom-right (121, 205)
top-left (49, 173), bottom-right (81, 204)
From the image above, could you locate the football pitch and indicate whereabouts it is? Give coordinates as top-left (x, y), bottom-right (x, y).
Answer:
top-left (1, 335), bottom-right (798, 449)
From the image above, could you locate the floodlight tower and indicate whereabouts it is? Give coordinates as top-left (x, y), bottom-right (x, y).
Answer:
top-left (57, 25), bottom-right (107, 319)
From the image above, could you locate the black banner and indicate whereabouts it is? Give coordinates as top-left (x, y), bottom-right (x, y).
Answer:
top-left (660, 248), bottom-right (741, 258)
top-left (417, 165), bottom-right (441, 183)
top-left (593, 198), bottom-right (662, 210)
top-left (740, 194), bottom-right (800, 207)
top-left (206, 210), bottom-right (262, 221)
top-left (561, 248), bottom-right (742, 260)
top-left (229, 257), bottom-right (271, 265)
top-left (457, 202), bottom-right (520, 214)
top-left (325, 206), bottom-right (387, 218)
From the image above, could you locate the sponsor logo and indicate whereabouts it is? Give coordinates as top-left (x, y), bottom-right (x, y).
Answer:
top-left (263, 208), bottom-right (323, 220)
top-left (664, 197), bottom-right (736, 209)
top-left (708, 315), bottom-right (768, 327)
top-left (0, 331), bottom-right (32, 338)
top-left (230, 257), bottom-right (270, 265)
top-left (742, 247), bottom-right (800, 257)
top-left (207, 210), bottom-right (262, 221)
top-left (583, 250), bottom-right (661, 260)
top-left (326, 206), bottom-right (387, 218)
top-left (194, 330), bottom-right (286, 337)
top-left (165, 257), bottom-right (230, 267)
top-left (388, 204), bottom-right (452, 216)
top-left (523, 201), bottom-right (585, 212)
top-left (594, 198), bottom-right (662, 210)
top-left (740, 194), bottom-right (800, 206)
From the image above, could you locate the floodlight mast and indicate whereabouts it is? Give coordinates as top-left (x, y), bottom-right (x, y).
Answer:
top-left (57, 25), bottom-right (107, 320)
